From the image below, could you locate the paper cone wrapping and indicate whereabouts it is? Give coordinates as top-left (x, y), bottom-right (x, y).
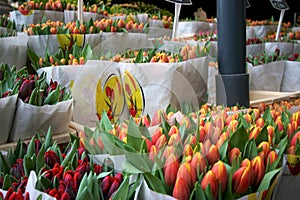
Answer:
top-left (280, 61), bottom-right (300, 92)
top-left (176, 21), bottom-right (210, 38)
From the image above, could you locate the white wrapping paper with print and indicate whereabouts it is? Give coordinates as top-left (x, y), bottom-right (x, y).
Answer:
top-left (246, 43), bottom-right (265, 57)
top-left (37, 65), bottom-right (84, 90)
top-left (10, 10), bottom-right (63, 31)
top-left (63, 10), bottom-right (106, 23)
top-left (264, 42), bottom-right (300, 55)
top-left (148, 27), bottom-right (173, 39)
top-left (0, 35), bottom-right (28, 69)
top-left (72, 61), bottom-right (128, 127)
top-left (27, 34), bottom-right (103, 58)
top-left (118, 56), bottom-right (208, 118)
top-left (9, 99), bottom-right (73, 142)
top-left (176, 21), bottom-right (210, 38)
top-left (93, 32), bottom-right (152, 57)
top-left (280, 61), bottom-right (300, 92)
top-left (247, 61), bottom-right (286, 91)
top-left (249, 25), bottom-right (277, 38)
top-left (0, 94), bottom-right (18, 144)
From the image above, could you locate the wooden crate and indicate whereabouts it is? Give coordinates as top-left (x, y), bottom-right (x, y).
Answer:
top-left (250, 90), bottom-right (291, 107)
top-left (0, 122), bottom-right (78, 152)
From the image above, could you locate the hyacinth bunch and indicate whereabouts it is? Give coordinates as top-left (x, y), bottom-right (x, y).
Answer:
top-left (0, 127), bottom-right (126, 200)
top-left (79, 98), bottom-right (300, 200)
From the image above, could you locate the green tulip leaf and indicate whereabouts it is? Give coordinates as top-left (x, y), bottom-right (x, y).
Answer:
top-left (255, 126), bottom-right (269, 145)
top-left (242, 139), bottom-right (258, 160)
top-left (229, 126), bottom-right (248, 152)
top-left (257, 168), bottom-right (281, 192)
top-left (143, 172), bottom-right (167, 194)
top-left (112, 176), bottom-right (129, 200)
top-left (127, 118), bottom-right (144, 152)
top-left (219, 139), bottom-right (229, 161)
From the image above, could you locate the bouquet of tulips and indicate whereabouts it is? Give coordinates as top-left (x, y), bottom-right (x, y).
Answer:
top-left (0, 127), bottom-right (127, 200)
top-left (6, 66), bottom-right (73, 142)
top-left (79, 100), bottom-right (294, 199)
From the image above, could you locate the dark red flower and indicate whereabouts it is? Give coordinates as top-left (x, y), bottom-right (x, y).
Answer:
top-left (93, 164), bottom-right (103, 175)
top-left (19, 79), bottom-right (35, 103)
top-left (60, 192), bottom-right (70, 200)
top-left (10, 158), bottom-right (25, 179)
top-left (101, 176), bottom-right (113, 198)
top-left (63, 170), bottom-right (75, 189)
top-left (44, 150), bottom-right (60, 168)
top-left (48, 188), bottom-right (61, 199)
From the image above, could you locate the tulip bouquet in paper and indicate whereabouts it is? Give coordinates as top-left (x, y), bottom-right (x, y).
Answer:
top-left (80, 101), bottom-right (292, 200)
top-left (0, 127), bottom-right (127, 200)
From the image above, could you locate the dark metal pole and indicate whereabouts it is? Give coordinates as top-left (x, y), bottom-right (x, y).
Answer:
top-left (216, 0), bottom-right (250, 107)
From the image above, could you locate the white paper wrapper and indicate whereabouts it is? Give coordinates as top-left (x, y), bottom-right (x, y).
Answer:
top-left (0, 27), bottom-right (16, 34)
top-left (134, 178), bottom-right (176, 200)
top-left (208, 23), bottom-right (217, 32)
top-left (0, 94), bottom-right (18, 144)
top-left (91, 154), bottom-right (126, 173)
top-left (63, 10), bottom-right (106, 23)
top-left (9, 99), bottom-right (73, 142)
top-left (72, 61), bottom-right (127, 127)
top-left (26, 171), bottom-right (57, 200)
top-left (264, 42), bottom-right (300, 55)
top-left (0, 35), bottom-right (28, 69)
top-left (37, 65), bottom-right (84, 90)
top-left (280, 61), bottom-right (300, 92)
top-left (148, 27), bottom-right (173, 39)
top-left (247, 25), bottom-right (277, 39)
top-left (119, 56), bottom-right (208, 118)
top-left (10, 10), bottom-right (63, 31)
top-left (28, 34), bottom-right (103, 58)
top-left (246, 27), bottom-right (256, 40)
top-left (150, 40), bottom-right (187, 53)
top-left (207, 65), bottom-right (218, 105)
top-left (246, 44), bottom-right (265, 57)
top-left (176, 21), bottom-right (210, 38)
top-left (93, 32), bottom-right (152, 57)
top-left (292, 27), bottom-right (300, 32)
top-left (248, 61), bottom-right (286, 91)
top-left (186, 40), bottom-right (218, 57)
top-left (149, 19), bottom-right (164, 28)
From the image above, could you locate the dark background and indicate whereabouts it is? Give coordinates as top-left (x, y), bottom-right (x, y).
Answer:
top-left (121, 0), bottom-right (299, 24)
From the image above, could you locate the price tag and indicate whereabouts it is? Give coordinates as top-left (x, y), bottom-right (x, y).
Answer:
top-left (165, 0), bottom-right (192, 5)
top-left (270, 0), bottom-right (289, 10)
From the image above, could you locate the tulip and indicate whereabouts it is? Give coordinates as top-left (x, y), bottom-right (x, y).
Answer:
top-left (225, 115), bottom-right (236, 126)
top-left (214, 115), bottom-right (224, 130)
top-left (286, 123), bottom-right (294, 139)
top-left (201, 170), bottom-right (218, 199)
top-left (151, 127), bottom-right (163, 145)
top-left (173, 177), bottom-right (190, 200)
top-left (168, 125), bottom-right (179, 136)
top-left (204, 121), bottom-right (213, 139)
top-left (232, 167), bottom-right (251, 195)
top-left (155, 134), bottom-right (167, 150)
top-left (206, 144), bottom-right (220, 165)
top-left (191, 151), bottom-right (207, 175)
top-left (10, 158), bottom-right (24, 179)
top-left (164, 154), bottom-right (180, 186)
top-left (101, 175), bottom-right (113, 197)
top-left (107, 178), bottom-right (121, 199)
top-left (198, 125), bottom-right (207, 142)
top-left (183, 144), bottom-right (193, 157)
top-left (241, 158), bottom-right (251, 168)
top-left (249, 126), bottom-right (261, 140)
top-left (226, 120), bottom-right (238, 135)
top-left (149, 145), bottom-right (158, 162)
top-left (177, 162), bottom-right (197, 188)
top-left (291, 131), bottom-right (300, 146)
top-left (252, 108), bottom-right (261, 122)
top-left (275, 117), bottom-right (284, 132)
top-left (229, 147), bottom-right (241, 165)
top-left (267, 150), bottom-right (278, 166)
top-left (216, 132), bottom-right (228, 150)
top-left (251, 156), bottom-right (265, 186)
top-left (257, 141), bottom-right (270, 159)
top-left (168, 133), bottom-right (182, 146)
top-left (256, 117), bottom-right (265, 128)
top-left (243, 113), bottom-right (252, 124)
top-left (287, 145), bottom-right (296, 155)
top-left (211, 160), bottom-right (228, 192)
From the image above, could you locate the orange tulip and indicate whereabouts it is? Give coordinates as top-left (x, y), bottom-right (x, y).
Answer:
top-left (267, 150), bottom-right (278, 166)
top-left (214, 115), bottom-right (224, 130)
top-left (148, 145), bottom-right (158, 163)
top-left (229, 147), bottom-right (241, 165)
top-left (164, 154), bottom-right (180, 186)
top-left (198, 125), bottom-right (207, 142)
top-left (183, 144), bottom-right (193, 158)
top-left (177, 162), bottom-right (197, 189)
top-left (249, 126), bottom-right (261, 140)
top-left (168, 133), bottom-right (182, 146)
top-left (168, 125), bottom-right (179, 136)
top-left (151, 127), bottom-right (163, 145)
top-left (173, 177), bottom-right (190, 200)
top-left (232, 167), bottom-right (251, 195)
top-left (251, 156), bottom-right (265, 186)
top-left (291, 131), bottom-right (300, 146)
top-left (256, 117), bottom-right (265, 128)
top-left (155, 134), bottom-right (167, 150)
top-left (201, 170), bottom-right (218, 199)
top-left (191, 151), bottom-right (207, 175)
top-left (206, 144), bottom-right (220, 165)
top-left (211, 160), bottom-right (228, 192)
top-left (258, 141), bottom-right (271, 160)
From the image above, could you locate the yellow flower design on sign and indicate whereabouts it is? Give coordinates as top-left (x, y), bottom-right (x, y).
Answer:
top-left (57, 34), bottom-right (84, 50)
top-left (95, 74), bottom-right (124, 122)
top-left (123, 70), bottom-right (144, 117)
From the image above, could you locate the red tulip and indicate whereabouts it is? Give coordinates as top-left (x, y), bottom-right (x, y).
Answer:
top-left (216, 131), bottom-right (228, 150)
top-left (168, 133), bottom-right (182, 146)
top-left (251, 156), bottom-right (265, 186)
top-left (201, 170), bottom-right (218, 199)
top-left (258, 141), bottom-right (271, 160)
top-left (211, 160), bottom-right (228, 192)
top-left (191, 151), bottom-right (207, 175)
top-left (177, 162), bottom-right (197, 188)
top-left (155, 134), bottom-right (167, 149)
top-left (286, 123), bottom-right (294, 139)
top-left (183, 144), bottom-right (193, 157)
top-left (214, 115), bottom-right (224, 130)
top-left (249, 126), bottom-right (261, 140)
top-left (101, 175), bottom-right (113, 197)
top-left (168, 125), bottom-right (179, 136)
top-left (151, 127), bottom-right (163, 145)
top-left (206, 144), bottom-right (220, 165)
top-left (198, 125), bottom-right (207, 142)
top-left (149, 145), bottom-right (158, 162)
top-left (291, 131), bottom-right (300, 146)
top-left (232, 167), bottom-right (251, 195)
top-left (173, 177), bottom-right (190, 200)
top-left (229, 147), bottom-right (241, 165)
top-left (256, 117), bottom-right (265, 128)
top-left (164, 154), bottom-right (180, 186)
top-left (267, 150), bottom-right (278, 166)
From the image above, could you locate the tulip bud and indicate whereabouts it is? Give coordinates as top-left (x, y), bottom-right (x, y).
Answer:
top-left (151, 127), bottom-right (163, 145)
top-left (44, 150), bottom-right (60, 168)
top-left (173, 177), bottom-right (190, 200)
top-left (258, 141), bottom-right (271, 160)
top-left (204, 121), bottom-right (213, 139)
top-left (216, 132), bottom-right (228, 150)
top-left (168, 133), bottom-right (182, 146)
top-left (164, 154), bottom-right (179, 186)
top-left (251, 156), bottom-right (265, 186)
top-left (291, 131), bottom-right (300, 146)
top-left (249, 126), bottom-right (261, 140)
top-left (177, 162), bottom-right (197, 188)
top-left (201, 170), bottom-right (218, 199)
top-left (107, 178), bottom-right (120, 199)
top-left (267, 150), bottom-right (278, 166)
top-left (232, 167), bottom-right (251, 195)
top-left (211, 160), bottom-right (228, 192)
top-left (229, 147), bottom-right (241, 165)
top-left (183, 144), bottom-right (193, 157)
top-left (155, 134), bottom-right (167, 149)
top-left (241, 158), bottom-right (251, 168)
top-left (206, 144), bottom-right (220, 165)
top-left (256, 117), bottom-right (265, 128)
top-left (101, 175), bottom-right (113, 197)
top-left (168, 125), bottom-right (179, 136)
top-left (191, 151), bottom-right (207, 175)
top-left (198, 125), bottom-right (207, 142)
